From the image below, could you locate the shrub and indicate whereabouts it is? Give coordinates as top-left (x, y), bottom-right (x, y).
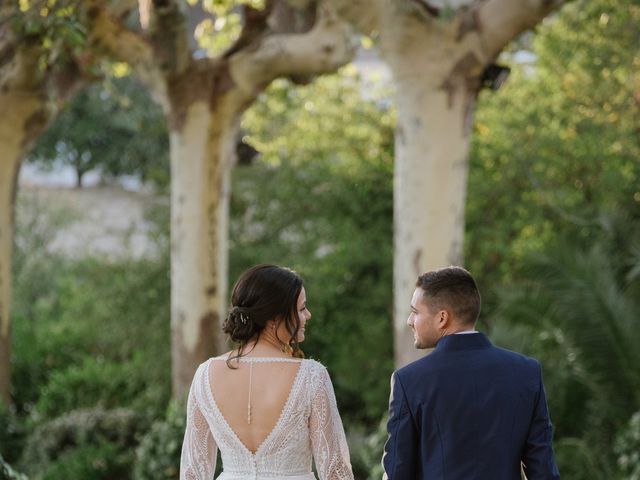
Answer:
top-left (0, 404), bottom-right (27, 465)
top-left (38, 441), bottom-right (132, 480)
top-left (346, 417), bottom-right (387, 480)
top-left (134, 401), bottom-right (185, 480)
top-left (616, 410), bottom-right (640, 480)
top-left (0, 452), bottom-right (28, 480)
top-left (20, 407), bottom-right (139, 478)
top-left (33, 355), bottom-right (162, 421)
top-left (12, 252), bottom-right (171, 417)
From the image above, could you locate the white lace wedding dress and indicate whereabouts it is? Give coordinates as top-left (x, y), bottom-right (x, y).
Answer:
top-left (180, 357), bottom-right (354, 480)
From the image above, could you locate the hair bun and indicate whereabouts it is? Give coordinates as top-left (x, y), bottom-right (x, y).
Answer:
top-left (222, 306), bottom-right (253, 342)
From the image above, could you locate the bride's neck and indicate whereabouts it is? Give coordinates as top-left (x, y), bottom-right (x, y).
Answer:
top-left (244, 328), bottom-right (290, 357)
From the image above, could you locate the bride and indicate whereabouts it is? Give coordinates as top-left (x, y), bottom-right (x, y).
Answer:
top-left (180, 264), bottom-right (354, 480)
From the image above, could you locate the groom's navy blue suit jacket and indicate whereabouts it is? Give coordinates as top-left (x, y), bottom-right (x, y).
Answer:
top-left (383, 332), bottom-right (560, 480)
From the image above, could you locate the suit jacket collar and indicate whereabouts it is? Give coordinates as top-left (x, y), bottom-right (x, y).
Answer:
top-left (433, 331), bottom-right (492, 352)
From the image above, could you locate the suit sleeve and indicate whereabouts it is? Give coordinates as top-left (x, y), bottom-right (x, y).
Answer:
top-left (522, 362), bottom-right (560, 480)
top-left (382, 371), bottom-right (419, 480)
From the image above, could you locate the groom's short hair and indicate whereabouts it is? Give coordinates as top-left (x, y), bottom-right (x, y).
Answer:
top-left (416, 266), bottom-right (481, 326)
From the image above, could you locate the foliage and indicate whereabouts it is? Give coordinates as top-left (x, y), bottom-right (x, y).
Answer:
top-left (11, 193), bottom-right (79, 408)
top-left (133, 401), bottom-right (185, 480)
top-left (465, 0), bottom-right (640, 476)
top-left (467, 0), bottom-right (640, 314)
top-left (6, 0), bottom-right (87, 73)
top-left (490, 219), bottom-right (640, 478)
top-left (19, 407), bottom-right (139, 479)
top-left (0, 405), bottom-right (26, 467)
top-left (33, 355), bottom-right (162, 421)
top-left (0, 453), bottom-right (28, 480)
top-left (194, 0), bottom-right (266, 56)
top-left (9, 192), bottom-right (171, 477)
top-left (237, 67), bottom-right (395, 425)
top-left (27, 76), bottom-right (169, 188)
top-left (36, 441), bottom-right (131, 480)
top-left (616, 410), bottom-right (640, 480)
top-left (11, 192), bottom-right (171, 415)
top-left (11, 249), bottom-right (172, 419)
top-left (347, 417), bottom-right (387, 480)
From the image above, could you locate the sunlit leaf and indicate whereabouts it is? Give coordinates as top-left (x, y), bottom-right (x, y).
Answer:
top-left (111, 62), bottom-right (131, 78)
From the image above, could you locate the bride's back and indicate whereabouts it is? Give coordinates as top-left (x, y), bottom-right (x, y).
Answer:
top-left (179, 265), bottom-right (354, 479)
top-left (210, 357), bottom-right (302, 454)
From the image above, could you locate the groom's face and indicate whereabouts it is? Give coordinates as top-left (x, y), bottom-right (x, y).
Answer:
top-left (408, 288), bottom-right (441, 349)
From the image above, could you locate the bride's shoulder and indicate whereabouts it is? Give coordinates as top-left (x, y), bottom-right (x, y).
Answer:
top-left (302, 357), bottom-right (324, 368)
top-left (302, 358), bottom-right (331, 379)
top-left (194, 353), bottom-right (227, 375)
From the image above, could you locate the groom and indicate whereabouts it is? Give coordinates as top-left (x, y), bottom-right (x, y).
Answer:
top-left (382, 266), bottom-right (560, 479)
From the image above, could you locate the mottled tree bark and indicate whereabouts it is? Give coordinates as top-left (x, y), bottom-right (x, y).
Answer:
top-left (168, 95), bottom-right (236, 395)
top-left (0, 150), bottom-right (20, 405)
top-left (391, 79), bottom-right (475, 366)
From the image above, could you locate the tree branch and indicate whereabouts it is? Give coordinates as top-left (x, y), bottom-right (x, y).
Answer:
top-left (84, 2), bottom-right (168, 103)
top-left (476, 0), bottom-right (568, 58)
top-left (145, 0), bottom-right (191, 75)
top-left (106, 0), bottom-right (139, 19)
top-left (321, 0), bottom-right (382, 36)
top-left (229, 3), bottom-right (356, 95)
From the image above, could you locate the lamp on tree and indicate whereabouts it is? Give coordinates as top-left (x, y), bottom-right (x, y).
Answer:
top-left (481, 64), bottom-right (511, 91)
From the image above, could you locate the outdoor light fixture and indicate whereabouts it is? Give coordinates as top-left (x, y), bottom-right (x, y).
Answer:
top-left (481, 63), bottom-right (511, 91)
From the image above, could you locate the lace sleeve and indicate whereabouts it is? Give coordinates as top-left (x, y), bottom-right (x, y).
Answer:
top-left (309, 364), bottom-right (354, 480)
top-left (180, 363), bottom-right (218, 480)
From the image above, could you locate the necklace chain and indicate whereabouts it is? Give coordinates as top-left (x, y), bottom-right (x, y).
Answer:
top-left (247, 361), bottom-right (253, 424)
top-left (245, 330), bottom-right (293, 425)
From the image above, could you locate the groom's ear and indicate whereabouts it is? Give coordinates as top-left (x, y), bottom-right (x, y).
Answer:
top-left (437, 309), bottom-right (450, 329)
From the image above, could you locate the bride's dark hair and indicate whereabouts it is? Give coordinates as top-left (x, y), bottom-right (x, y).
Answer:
top-left (223, 264), bottom-right (304, 365)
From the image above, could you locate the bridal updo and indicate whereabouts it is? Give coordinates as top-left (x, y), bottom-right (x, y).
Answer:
top-left (223, 264), bottom-right (304, 361)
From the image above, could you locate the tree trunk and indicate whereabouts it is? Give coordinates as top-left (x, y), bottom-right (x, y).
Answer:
top-left (0, 166), bottom-right (18, 406)
top-left (392, 82), bottom-right (474, 366)
top-left (380, 17), bottom-right (480, 367)
top-left (0, 94), bottom-right (47, 404)
top-left (169, 100), bottom-right (238, 397)
top-left (75, 168), bottom-right (85, 189)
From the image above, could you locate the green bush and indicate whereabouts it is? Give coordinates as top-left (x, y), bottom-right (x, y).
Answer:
top-left (0, 452), bottom-right (28, 480)
top-left (12, 251), bottom-right (171, 417)
top-left (38, 442), bottom-right (131, 480)
top-left (10, 197), bottom-right (171, 475)
top-left (347, 417), bottom-right (387, 480)
top-left (34, 355), bottom-right (163, 421)
top-left (616, 411), bottom-right (640, 480)
top-left (133, 401), bottom-right (185, 480)
top-left (20, 407), bottom-right (139, 478)
top-left (0, 405), bottom-right (27, 466)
